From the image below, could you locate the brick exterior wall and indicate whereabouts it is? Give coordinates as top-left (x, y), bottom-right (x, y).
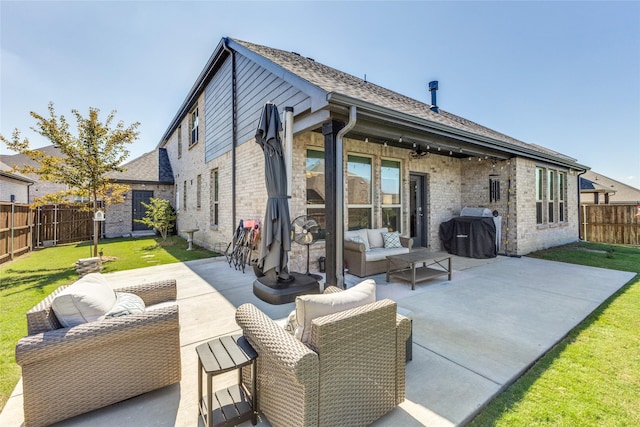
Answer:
top-left (513, 157), bottom-right (580, 254)
top-left (104, 183), bottom-right (174, 238)
top-left (0, 176), bottom-right (30, 203)
top-left (164, 99), bottom-right (581, 269)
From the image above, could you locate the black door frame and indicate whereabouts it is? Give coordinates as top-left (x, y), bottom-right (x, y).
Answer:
top-left (132, 190), bottom-right (154, 231)
top-left (409, 173), bottom-right (428, 248)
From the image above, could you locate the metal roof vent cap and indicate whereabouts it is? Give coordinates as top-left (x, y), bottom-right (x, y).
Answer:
top-left (429, 80), bottom-right (439, 113)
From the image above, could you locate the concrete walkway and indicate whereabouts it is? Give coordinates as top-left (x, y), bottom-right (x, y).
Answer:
top-left (1, 255), bottom-right (635, 426)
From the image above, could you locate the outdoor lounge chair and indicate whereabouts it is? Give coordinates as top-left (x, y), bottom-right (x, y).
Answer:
top-left (15, 277), bottom-right (181, 427)
top-left (235, 285), bottom-right (411, 426)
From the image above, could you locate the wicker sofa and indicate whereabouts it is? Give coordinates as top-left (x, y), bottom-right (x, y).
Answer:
top-left (344, 227), bottom-right (414, 277)
top-left (236, 284), bottom-right (411, 427)
top-left (15, 276), bottom-right (181, 427)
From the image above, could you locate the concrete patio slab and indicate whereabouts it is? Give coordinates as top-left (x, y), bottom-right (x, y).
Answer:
top-left (1, 255), bottom-right (635, 426)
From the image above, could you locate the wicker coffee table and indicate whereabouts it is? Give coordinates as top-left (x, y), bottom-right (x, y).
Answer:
top-left (386, 250), bottom-right (452, 290)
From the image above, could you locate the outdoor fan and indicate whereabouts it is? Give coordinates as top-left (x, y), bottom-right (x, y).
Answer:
top-left (291, 215), bottom-right (322, 278)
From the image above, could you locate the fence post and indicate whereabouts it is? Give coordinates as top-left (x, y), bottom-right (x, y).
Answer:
top-left (582, 204), bottom-right (588, 242)
top-left (10, 202), bottom-right (14, 260)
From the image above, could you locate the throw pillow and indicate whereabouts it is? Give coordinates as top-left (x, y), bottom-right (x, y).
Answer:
top-left (294, 279), bottom-right (376, 343)
top-left (382, 231), bottom-right (403, 248)
top-left (367, 227), bottom-right (388, 249)
top-left (350, 235), bottom-right (370, 251)
top-left (51, 273), bottom-right (117, 328)
top-left (105, 292), bottom-right (146, 318)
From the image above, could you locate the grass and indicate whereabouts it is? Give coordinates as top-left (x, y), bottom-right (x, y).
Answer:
top-left (470, 241), bottom-right (640, 426)
top-left (0, 235), bottom-right (217, 410)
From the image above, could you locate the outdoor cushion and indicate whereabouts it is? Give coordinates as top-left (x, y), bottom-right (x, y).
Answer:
top-left (364, 246), bottom-right (410, 262)
top-left (349, 235), bottom-right (370, 251)
top-left (383, 231), bottom-right (403, 248)
top-left (105, 292), bottom-right (145, 318)
top-left (345, 229), bottom-right (371, 251)
top-left (294, 279), bottom-right (376, 343)
top-left (367, 227), bottom-right (388, 249)
top-left (51, 273), bottom-right (117, 327)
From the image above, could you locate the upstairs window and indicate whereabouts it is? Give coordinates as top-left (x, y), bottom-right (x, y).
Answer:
top-left (177, 125), bottom-right (182, 158)
top-left (190, 107), bottom-right (199, 146)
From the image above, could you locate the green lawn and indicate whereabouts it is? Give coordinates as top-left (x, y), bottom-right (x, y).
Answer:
top-left (470, 242), bottom-right (640, 426)
top-left (0, 236), bottom-right (217, 410)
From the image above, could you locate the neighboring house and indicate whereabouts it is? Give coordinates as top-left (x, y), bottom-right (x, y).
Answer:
top-left (157, 37), bottom-right (589, 286)
top-left (1, 145), bottom-right (68, 202)
top-left (580, 170), bottom-right (640, 205)
top-left (105, 148), bottom-right (175, 237)
top-left (1, 145), bottom-right (175, 237)
top-left (0, 160), bottom-right (34, 203)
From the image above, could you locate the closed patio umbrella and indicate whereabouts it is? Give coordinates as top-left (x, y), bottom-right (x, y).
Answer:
top-left (256, 102), bottom-right (291, 282)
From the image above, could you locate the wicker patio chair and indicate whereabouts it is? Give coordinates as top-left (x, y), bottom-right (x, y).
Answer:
top-left (15, 279), bottom-right (181, 427)
top-left (236, 287), bottom-right (410, 427)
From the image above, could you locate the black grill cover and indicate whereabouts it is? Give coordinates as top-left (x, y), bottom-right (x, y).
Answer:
top-left (439, 217), bottom-right (497, 259)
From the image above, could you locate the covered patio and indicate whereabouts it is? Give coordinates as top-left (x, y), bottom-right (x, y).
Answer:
top-left (1, 255), bottom-right (634, 426)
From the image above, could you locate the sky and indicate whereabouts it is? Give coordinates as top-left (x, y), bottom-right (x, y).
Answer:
top-left (1, 1), bottom-right (639, 188)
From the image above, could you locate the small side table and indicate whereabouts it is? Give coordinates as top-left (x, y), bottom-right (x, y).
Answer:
top-left (196, 335), bottom-right (258, 427)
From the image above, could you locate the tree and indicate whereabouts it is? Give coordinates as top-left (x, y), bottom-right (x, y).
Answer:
top-left (134, 197), bottom-right (176, 241)
top-left (0, 102), bottom-right (140, 256)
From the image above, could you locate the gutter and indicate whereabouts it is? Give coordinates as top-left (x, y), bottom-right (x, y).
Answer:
top-left (327, 93), bottom-right (588, 171)
top-left (222, 38), bottom-right (238, 228)
top-left (334, 106), bottom-right (357, 289)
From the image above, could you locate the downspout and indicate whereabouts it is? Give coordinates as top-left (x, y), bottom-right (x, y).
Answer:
top-left (335, 106), bottom-right (357, 288)
top-left (223, 38), bottom-right (238, 228)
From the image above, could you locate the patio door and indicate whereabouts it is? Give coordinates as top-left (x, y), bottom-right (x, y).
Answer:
top-left (410, 173), bottom-right (428, 248)
top-left (132, 190), bottom-right (153, 231)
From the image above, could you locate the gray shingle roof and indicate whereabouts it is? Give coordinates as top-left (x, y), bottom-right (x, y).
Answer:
top-left (113, 148), bottom-right (174, 184)
top-left (233, 39), bottom-right (577, 163)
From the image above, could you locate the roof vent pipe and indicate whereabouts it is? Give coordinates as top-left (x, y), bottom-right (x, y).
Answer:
top-left (429, 80), bottom-right (439, 113)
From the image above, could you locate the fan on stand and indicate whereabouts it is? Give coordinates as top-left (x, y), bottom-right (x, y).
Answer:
top-left (291, 215), bottom-right (322, 280)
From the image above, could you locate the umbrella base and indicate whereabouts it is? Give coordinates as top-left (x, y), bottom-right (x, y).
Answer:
top-left (253, 272), bottom-right (320, 305)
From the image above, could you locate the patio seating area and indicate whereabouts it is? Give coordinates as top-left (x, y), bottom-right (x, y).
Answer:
top-left (1, 254), bottom-right (634, 426)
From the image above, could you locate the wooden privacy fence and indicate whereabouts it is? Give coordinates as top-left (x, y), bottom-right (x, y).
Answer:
top-left (581, 204), bottom-right (640, 245)
top-left (0, 202), bottom-right (32, 264)
top-left (0, 203), bottom-right (104, 264)
top-left (33, 203), bottom-right (102, 247)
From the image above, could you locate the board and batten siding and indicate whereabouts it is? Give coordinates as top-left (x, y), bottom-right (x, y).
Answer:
top-left (205, 52), bottom-right (315, 162)
top-left (204, 56), bottom-right (233, 162)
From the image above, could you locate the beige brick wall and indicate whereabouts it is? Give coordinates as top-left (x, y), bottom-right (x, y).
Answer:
top-left (164, 101), bottom-right (581, 268)
top-left (104, 184), bottom-right (174, 238)
top-left (513, 157), bottom-right (580, 254)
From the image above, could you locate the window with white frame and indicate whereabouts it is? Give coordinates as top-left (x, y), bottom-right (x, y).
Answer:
top-left (177, 125), bottom-right (182, 158)
top-left (536, 167), bottom-right (566, 225)
top-left (535, 167), bottom-right (543, 224)
top-left (558, 172), bottom-right (566, 222)
top-left (306, 148), bottom-right (326, 236)
top-left (347, 154), bottom-right (372, 230)
top-left (211, 169), bottom-right (219, 226)
top-left (190, 107), bottom-right (199, 146)
top-left (547, 169), bottom-right (555, 223)
top-left (381, 159), bottom-right (401, 232)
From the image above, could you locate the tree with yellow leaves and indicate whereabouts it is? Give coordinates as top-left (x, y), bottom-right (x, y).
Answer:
top-left (0, 102), bottom-right (140, 256)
